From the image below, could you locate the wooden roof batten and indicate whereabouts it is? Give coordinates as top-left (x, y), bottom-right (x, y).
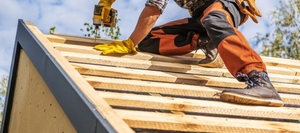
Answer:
top-left (1, 20), bottom-right (134, 133)
top-left (47, 29), bottom-right (300, 132)
top-left (2, 20), bottom-right (300, 133)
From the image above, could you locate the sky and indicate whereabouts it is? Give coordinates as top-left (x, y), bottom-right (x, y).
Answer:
top-left (0, 0), bottom-right (280, 78)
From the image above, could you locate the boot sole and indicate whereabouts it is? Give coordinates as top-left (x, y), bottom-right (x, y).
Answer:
top-left (220, 92), bottom-right (284, 107)
top-left (199, 53), bottom-right (225, 68)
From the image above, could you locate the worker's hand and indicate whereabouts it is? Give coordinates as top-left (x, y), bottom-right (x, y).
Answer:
top-left (98, 0), bottom-right (116, 22)
top-left (236, 0), bottom-right (262, 24)
top-left (94, 38), bottom-right (138, 55)
top-left (98, 0), bottom-right (115, 8)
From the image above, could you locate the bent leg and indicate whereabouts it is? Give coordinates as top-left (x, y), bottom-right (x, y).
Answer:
top-left (138, 18), bottom-right (206, 55)
top-left (200, 1), bottom-right (266, 77)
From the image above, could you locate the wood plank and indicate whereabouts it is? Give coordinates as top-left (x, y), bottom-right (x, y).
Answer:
top-left (54, 43), bottom-right (298, 77)
top-left (45, 33), bottom-right (113, 46)
top-left (217, 72), bottom-right (300, 85)
top-left (72, 63), bottom-right (223, 85)
top-left (48, 34), bottom-right (205, 64)
top-left (8, 49), bottom-right (77, 133)
top-left (62, 51), bottom-right (225, 77)
top-left (116, 109), bottom-right (300, 133)
top-left (49, 33), bottom-right (300, 71)
top-left (193, 51), bottom-right (300, 70)
top-left (223, 66), bottom-right (297, 77)
top-left (53, 43), bottom-right (202, 65)
top-left (86, 76), bottom-right (222, 98)
top-left (59, 48), bottom-right (299, 84)
top-left (267, 66), bottom-right (297, 76)
top-left (98, 91), bottom-right (300, 120)
top-left (73, 62), bottom-right (300, 89)
top-left (84, 76), bottom-right (300, 106)
top-left (288, 68), bottom-right (300, 76)
top-left (65, 52), bottom-right (300, 93)
top-left (25, 21), bottom-right (134, 133)
top-left (263, 58), bottom-right (300, 69)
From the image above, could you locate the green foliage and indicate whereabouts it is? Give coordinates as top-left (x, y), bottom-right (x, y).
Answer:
top-left (80, 18), bottom-right (122, 40)
top-left (0, 75), bottom-right (8, 129)
top-left (49, 26), bottom-right (56, 34)
top-left (255, 0), bottom-right (300, 59)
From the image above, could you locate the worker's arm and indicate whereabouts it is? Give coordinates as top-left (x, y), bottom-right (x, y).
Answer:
top-left (94, 5), bottom-right (161, 55)
top-left (130, 5), bottom-right (161, 46)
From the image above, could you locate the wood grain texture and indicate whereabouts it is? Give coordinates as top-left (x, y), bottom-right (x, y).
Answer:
top-left (84, 76), bottom-right (300, 106)
top-left (66, 54), bottom-right (300, 93)
top-left (116, 109), bottom-right (300, 133)
top-left (53, 42), bottom-right (202, 65)
top-left (8, 49), bottom-right (77, 133)
top-left (25, 21), bottom-right (134, 133)
top-left (53, 42), bottom-right (299, 77)
top-left (45, 33), bottom-right (113, 46)
top-left (48, 33), bottom-right (300, 72)
top-left (98, 92), bottom-right (300, 120)
top-left (73, 63), bottom-right (223, 85)
top-left (194, 51), bottom-right (300, 70)
top-left (62, 51), bottom-right (225, 77)
top-left (85, 76), bottom-right (222, 98)
top-left (73, 62), bottom-right (300, 88)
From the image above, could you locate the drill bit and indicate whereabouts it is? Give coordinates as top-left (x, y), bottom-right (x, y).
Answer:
top-left (95, 26), bottom-right (99, 42)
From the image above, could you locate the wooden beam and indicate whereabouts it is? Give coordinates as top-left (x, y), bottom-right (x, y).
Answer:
top-left (73, 62), bottom-right (300, 89)
top-left (115, 109), bottom-right (300, 133)
top-left (72, 63), bottom-right (224, 85)
top-left (85, 76), bottom-right (222, 98)
top-left (288, 68), bottom-right (300, 76)
top-left (53, 43), bottom-right (201, 65)
top-left (98, 91), bottom-right (300, 120)
top-left (57, 47), bottom-right (300, 83)
top-left (45, 33), bottom-right (113, 46)
top-left (84, 76), bottom-right (300, 106)
top-left (62, 51), bottom-right (225, 77)
top-left (54, 42), bottom-right (298, 77)
top-left (63, 52), bottom-right (300, 93)
top-left (25, 21), bottom-right (134, 133)
top-left (193, 51), bottom-right (300, 70)
top-left (48, 33), bottom-right (300, 71)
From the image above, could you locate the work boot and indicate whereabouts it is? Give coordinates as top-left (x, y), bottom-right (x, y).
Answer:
top-left (220, 70), bottom-right (284, 107)
top-left (197, 36), bottom-right (224, 68)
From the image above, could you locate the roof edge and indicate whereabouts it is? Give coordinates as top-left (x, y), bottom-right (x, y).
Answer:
top-left (1, 19), bottom-right (133, 133)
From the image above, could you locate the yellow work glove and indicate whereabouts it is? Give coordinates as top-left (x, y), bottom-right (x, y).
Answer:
top-left (94, 38), bottom-right (138, 55)
top-left (236, 0), bottom-right (262, 24)
top-left (98, 0), bottom-right (116, 22)
top-left (98, 0), bottom-right (115, 8)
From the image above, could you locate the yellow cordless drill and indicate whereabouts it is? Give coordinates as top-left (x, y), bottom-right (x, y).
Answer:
top-left (93, 3), bottom-right (117, 41)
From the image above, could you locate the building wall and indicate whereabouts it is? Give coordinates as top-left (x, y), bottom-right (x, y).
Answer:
top-left (8, 49), bottom-right (77, 133)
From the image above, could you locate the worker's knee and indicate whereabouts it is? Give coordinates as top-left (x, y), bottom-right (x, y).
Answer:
top-left (201, 11), bottom-right (236, 46)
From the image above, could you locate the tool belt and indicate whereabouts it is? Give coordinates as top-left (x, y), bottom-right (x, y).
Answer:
top-left (191, 0), bottom-right (213, 11)
top-left (191, 0), bottom-right (216, 17)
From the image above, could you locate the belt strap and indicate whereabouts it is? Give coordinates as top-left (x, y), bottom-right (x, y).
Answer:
top-left (192, 0), bottom-right (213, 11)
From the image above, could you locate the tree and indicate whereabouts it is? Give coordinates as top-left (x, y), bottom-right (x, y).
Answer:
top-left (255, 0), bottom-right (300, 59)
top-left (0, 75), bottom-right (8, 129)
top-left (80, 18), bottom-right (122, 40)
top-left (49, 26), bottom-right (56, 34)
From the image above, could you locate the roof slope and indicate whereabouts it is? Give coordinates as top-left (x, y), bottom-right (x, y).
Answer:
top-left (3, 20), bottom-right (300, 133)
top-left (46, 32), bottom-right (300, 132)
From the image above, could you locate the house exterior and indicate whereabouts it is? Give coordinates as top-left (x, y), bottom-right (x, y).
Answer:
top-left (1, 20), bottom-right (300, 133)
